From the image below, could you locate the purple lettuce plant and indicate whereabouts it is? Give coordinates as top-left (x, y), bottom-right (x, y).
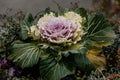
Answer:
top-left (7, 8), bottom-right (116, 80)
top-left (39, 17), bottom-right (78, 43)
top-left (37, 12), bottom-right (84, 44)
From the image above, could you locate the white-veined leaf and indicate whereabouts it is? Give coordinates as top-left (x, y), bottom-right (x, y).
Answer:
top-left (89, 27), bottom-right (116, 43)
top-left (40, 56), bottom-right (73, 80)
top-left (85, 13), bottom-right (116, 48)
top-left (74, 47), bottom-right (95, 72)
top-left (19, 13), bottom-right (34, 40)
top-left (74, 53), bottom-right (95, 72)
top-left (75, 8), bottom-right (87, 17)
top-left (9, 41), bottom-right (42, 68)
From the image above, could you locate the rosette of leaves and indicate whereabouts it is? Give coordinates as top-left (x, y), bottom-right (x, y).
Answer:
top-left (8, 8), bottom-right (116, 80)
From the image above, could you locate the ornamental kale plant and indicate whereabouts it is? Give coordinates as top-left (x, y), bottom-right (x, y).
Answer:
top-left (0, 8), bottom-right (116, 80)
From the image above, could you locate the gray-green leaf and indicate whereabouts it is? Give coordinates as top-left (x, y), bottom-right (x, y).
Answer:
top-left (40, 57), bottom-right (73, 80)
top-left (9, 41), bottom-right (41, 68)
top-left (85, 13), bottom-right (116, 47)
top-left (89, 27), bottom-right (116, 43)
top-left (74, 53), bottom-right (95, 72)
top-left (19, 13), bottom-right (34, 40)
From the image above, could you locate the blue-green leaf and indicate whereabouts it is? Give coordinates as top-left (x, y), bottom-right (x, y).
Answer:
top-left (19, 13), bottom-right (34, 40)
top-left (89, 27), bottom-right (116, 43)
top-left (40, 56), bottom-right (73, 80)
top-left (75, 8), bottom-right (87, 17)
top-left (23, 13), bottom-right (34, 26)
top-left (74, 49), bottom-right (95, 72)
top-left (85, 13), bottom-right (116, 48)
top-left (19, 25), bottom-right (29, 40)
top-left (9, 41), bottom-right (41, 68)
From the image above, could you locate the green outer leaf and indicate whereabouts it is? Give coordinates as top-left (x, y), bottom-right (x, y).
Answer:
top-left (74, 48), bottom-right (95, 72)
top-left (19, 25), bottom-right (28, 40)
top-left (68, 46), bottom-right (87, 54)
top-left (39, 7), bottom-right (56, 18)
top-left (9, 41), bottom-right (41, 68)
top-left (59, 8), bottom-right (69, 15)
top-left (19, 13), bottom-right (34, 40)
top-left (74, 53), bottom-right (95, 72)
top-left (84, 13), bottom-right (116, 47)
top-left (89, 27), bottom-right (116, 43)
top-left (23, 13), bottom-right (34, 26)
top-left (75, 8), bottom-right (87, 17)
top-left (40, 56), bottom-right (73, 80)
top-left (87, 14), bottom-right (109, 34)
top-left (44, 7), bottom-right (51, 14)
